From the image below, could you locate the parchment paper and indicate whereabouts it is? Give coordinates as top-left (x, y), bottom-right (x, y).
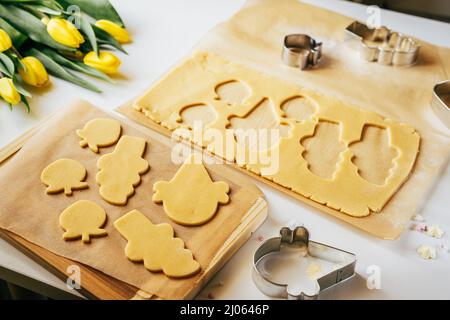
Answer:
top-left (122, 0), bottom-right (450, 239)
top-left (0, 101), bottom-right (259, 299)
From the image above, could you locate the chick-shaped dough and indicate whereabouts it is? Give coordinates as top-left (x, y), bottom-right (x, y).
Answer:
top-left (41, 158), bottom-right (89, 195)
top-left (59, 200), bottom-right (108, 243)
top-left (96, 135), bottom-right (149, 205)
top-left (153, 154), bottom-right (230, 226)
top-left (114, 209), bottom-right (200, 278)
top-left (77, 118), bottom-right (121, 153)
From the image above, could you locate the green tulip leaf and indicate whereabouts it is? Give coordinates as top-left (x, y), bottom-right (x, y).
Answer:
top-left (29, 4), bottom-right (62, 15)
top-left (21, 4), bottom-right (62, 17)
top-left (13, 76), bottom-right (32, 98)
top-left (0, 61), bottom-right (12, 77)
top-left (59, 0), bottom-right (124, 27)
top-left (0, 17), bottom-right (27, 48)
top-left (40, 47), bottom-right (113, 83)
top-left (0, 0), bottom-right (63, 11)
top-left (21, 95), bottom-right (30, 112)
top-left (27, 48), bottom-right (101, 92)
top-left (0, 52), bottom-right (15, 77)
top-left (78, 12), bottom-right (98, 55)
top-left (20, 4), bottom-right (47, 19)
top-left (0, 4), bottom-right (75, 51)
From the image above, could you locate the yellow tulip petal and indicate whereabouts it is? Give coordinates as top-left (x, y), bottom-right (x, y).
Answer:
top-left (47, 18), bottom-right (85, 48)
top-left (95, 19), bottom-right (131, 44)
top-left (83, 51), bottom-right (121, 75)
top-left (0, 78), bottom-right (21, 105)
top-left (19, 56), bottom-right (49, 87)
top-left (0, 29), bottom-right (12, 52)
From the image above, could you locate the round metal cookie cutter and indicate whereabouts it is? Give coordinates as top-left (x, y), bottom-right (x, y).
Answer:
top-left (282, 34), bottom-right (322, 70)
top-left (252, 226), bottom-right (356, 300)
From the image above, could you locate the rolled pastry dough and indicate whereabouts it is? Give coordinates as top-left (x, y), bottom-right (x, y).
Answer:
top-left (134, 51), bottom-right (420, 217)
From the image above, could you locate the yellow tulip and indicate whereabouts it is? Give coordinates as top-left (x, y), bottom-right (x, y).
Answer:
top-left (95, 20), bottom-right (131, 44)
top-left (19, 56), bottom-right (49, 87)
top-left (83, 51), bottom-right (121, 75)
top-left (0, 29), bottom-right (12, 52)
top-left (47, 18), bottom-right (84, 48)
top-left (0, 78), bottom-right (21, 105)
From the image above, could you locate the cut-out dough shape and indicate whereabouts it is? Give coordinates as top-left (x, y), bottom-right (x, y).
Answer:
top-left (96, 135), bottom-right (149, 205)
top-left (77, 118), bottom-right (121, 153)
top-left (180, 104), bottom-right (216, 129)
top-left (215, 80), bottom-right (249, 105)
top-left (153, 154), bottom-right (230, 226)
top-left (59, 200), bottom-right (107, 243)
top-left (134, 51), bottom-right (420, 217)
top-left (349, 125), bottom-right (398, 185)
top-left (301, 121), bottom-right (346, 179)
top-left (114, 209), bottom-right (200, 278)
top-left (229, 98), bottom-right (291, 151)
top-left (41, 158), bottom-right (88, 195)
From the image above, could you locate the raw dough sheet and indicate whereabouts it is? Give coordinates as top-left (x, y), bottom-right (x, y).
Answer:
top-left (0, 101), bottom-right (260, 299)
top-left (121, 0), bottom-right (450, 239)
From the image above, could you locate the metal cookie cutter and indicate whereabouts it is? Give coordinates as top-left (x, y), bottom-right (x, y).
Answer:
top-left (431, 80), bottom-right (450, 129)
top-left (282, 34), bottom-right (322, 70)
top-left (252, 226), bottom-right (356, 300)
top-left (345, 21), bottom-right (419, 66)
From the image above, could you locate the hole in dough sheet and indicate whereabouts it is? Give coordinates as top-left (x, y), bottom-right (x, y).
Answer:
top-left (301, 121), bottom-right (346, 179)
top-left (179, 104), bottom-right (217, 129)
top-left (281, 95), bottom-right (316, 122)
top-left (349, 125), bottom-right (398, 185)
top-left (215, 80), bottom-right (250, 105)
top-left (228, 98), bottom-right (290, 150)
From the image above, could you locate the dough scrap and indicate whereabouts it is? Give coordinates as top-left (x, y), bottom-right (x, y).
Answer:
top-left (77, 118), bottom-right (121, 153)
top-left (114, 209), bottom-right (200, 278)
top-left (133, 51), bottom-right (420, 217)
top-left (41, 158), bottom-right (88, 195)
top-left (96, 135), bottom-right (149, 205)
top-left (153, 154), bottom-right (230, 226)
top-left (59, 200), bottom-right (107, 243)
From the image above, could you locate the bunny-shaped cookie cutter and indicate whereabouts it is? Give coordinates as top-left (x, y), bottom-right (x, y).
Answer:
top-left (345, 21), bottom-right (420, 66)
top-left (252, 226), bottom-right (356, 300)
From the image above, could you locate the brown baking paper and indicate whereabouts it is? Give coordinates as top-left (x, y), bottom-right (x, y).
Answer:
top-left (119, 0), bottom-right (450, 239)
top-left (0, 101), bottom-right (260, 299)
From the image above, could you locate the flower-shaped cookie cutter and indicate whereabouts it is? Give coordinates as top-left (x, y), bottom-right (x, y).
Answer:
top-left (252, 226), bottom-right (356, 300)
top-left (282, 34), bottom-right (322, 70)
top-left (345, 21), bottom-right (420, 66)
top-left (431, 80), bottom-right (450, 129)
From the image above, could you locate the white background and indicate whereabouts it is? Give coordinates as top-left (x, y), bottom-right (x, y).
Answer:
top-left (0, 0), bottom-right (449, 299)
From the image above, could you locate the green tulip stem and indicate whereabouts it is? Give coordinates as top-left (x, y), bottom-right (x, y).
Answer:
top-left (10, 46), bottom-right (22, 59)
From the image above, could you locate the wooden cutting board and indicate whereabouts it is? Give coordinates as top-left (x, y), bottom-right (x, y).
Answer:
top-left (0, 111), bottom-right (268, 300)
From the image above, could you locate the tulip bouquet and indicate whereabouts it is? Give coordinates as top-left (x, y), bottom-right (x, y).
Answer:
top-left (0, 0), bottom-right (131, 111)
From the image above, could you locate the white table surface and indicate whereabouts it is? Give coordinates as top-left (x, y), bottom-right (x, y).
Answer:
top-left (0, 0), bottom-right (449, 300)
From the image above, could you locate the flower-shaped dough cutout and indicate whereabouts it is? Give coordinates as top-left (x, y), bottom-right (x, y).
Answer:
top-left (41, 158), bottom-right (88, 195)
top-left (77, 118), bottom-right (121, 153)
top-left (59, 200), bottom-right (107, 243)
top-left (114, 209), bottom-right (200, 278)
top-left (153, 154), bottom-right (230, 226)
